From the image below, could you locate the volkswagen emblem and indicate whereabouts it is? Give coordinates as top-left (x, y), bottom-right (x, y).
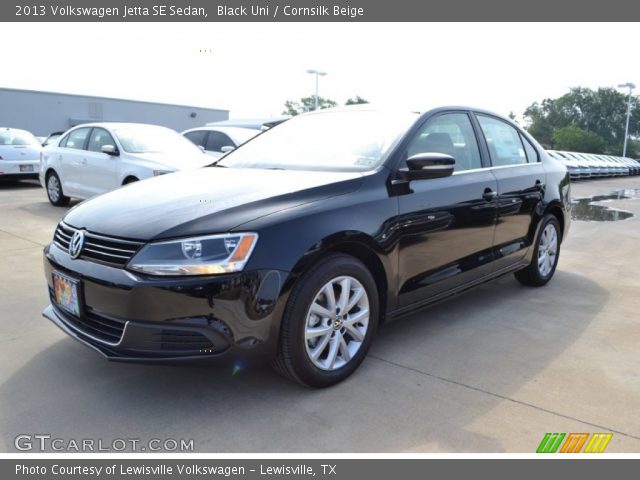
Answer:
top-left (69, 230), bottom-right (85, 259)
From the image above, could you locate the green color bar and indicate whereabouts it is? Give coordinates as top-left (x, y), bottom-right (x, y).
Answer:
top-left (536, 433), bottom-right (566, 453)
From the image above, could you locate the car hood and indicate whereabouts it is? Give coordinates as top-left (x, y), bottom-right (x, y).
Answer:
top-left (63, 167), bottom-right (364, 240)
top-left (127, 151), bottom-right (211, 170)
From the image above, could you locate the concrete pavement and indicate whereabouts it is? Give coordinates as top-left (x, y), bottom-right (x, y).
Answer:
top-left (0, 177), bottom-right (639, 452)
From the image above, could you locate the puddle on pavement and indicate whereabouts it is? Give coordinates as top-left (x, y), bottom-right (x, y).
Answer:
top-left (570, 189), bottom-right (639, 222)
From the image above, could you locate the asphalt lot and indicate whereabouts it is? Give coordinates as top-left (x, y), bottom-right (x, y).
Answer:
top-left (0, 176), bottom-right (639, 453)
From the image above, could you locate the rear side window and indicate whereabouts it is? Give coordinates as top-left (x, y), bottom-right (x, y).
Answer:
top-left (184, 130), bottom-right (207, 148)
top-left (87, 128), bottom-right (116, 153)
top-left (477, 115), bottom-right (527, 166)
top-left (205, 131), bottom-right (234, 153)
top-left (60, 128), bottom-right (91, 150)
top-left (520, 134), bottom-right (539, 163)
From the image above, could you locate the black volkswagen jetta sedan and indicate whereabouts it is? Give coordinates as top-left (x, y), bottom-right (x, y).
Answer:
top-left (43, 107), bottom-right (570, 387)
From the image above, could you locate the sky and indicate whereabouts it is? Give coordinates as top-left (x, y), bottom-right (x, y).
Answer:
top-left (1, 22), bottom-right (638, 120)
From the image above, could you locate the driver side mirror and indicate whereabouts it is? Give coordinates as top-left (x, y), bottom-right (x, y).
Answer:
top-left (220, 145), bottom-right (235, 154)
top-left (398, 153), bottom-right (455, 180)
top-left (101, 144), bottom-right (119, 156)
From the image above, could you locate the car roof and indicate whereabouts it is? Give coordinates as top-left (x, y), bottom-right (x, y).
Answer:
top-left (182, 126), bottom-right (259, 136)
top-left (206, 117), bottom-right (290, 130)
top-left (67, 122), bottom-right (172, 130)
top-left (1, 127), bottom-right (33, 134)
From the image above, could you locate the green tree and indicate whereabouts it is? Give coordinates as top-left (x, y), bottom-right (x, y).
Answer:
top-left (523, 87), bottom-right (639, 155)
top-left (552, 124), bottom-right (606, 153)
top-left (282, 96), bottom-right (338, 116)
top-left (345, 96), bottom-right (369, 105)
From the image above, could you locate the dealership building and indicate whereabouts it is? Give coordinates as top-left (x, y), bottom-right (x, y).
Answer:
top-left (0, 88), bottom-right (229, 136)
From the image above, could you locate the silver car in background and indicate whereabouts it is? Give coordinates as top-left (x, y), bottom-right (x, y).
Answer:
top-left (182, 126), bottom-right (260, 159)
top-left (0, 128), bottom-right (42, 180)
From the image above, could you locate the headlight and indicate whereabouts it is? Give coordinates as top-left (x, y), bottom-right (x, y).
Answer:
top-left (127, 233), bottom-right (258, 276)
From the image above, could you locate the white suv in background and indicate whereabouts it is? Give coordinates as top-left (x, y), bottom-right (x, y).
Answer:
top-left (40, 123), bottom-right (210, 206)
top-left (0, 128), bottom-right (42, 180)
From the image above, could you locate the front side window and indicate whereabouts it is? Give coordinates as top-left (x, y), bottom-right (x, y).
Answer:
top-left (405, 113), bottom-right (482, 172)
top-left (87, 128), bottom-right (116, 153)
top-left (61, 127), bottom-right (91, 150)
top-left (477, 115), bottom-right (527, 167)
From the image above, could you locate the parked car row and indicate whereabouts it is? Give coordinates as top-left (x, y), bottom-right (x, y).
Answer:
top-left (39, 123), bottom-right (212, 206)
top-left (2, 121), bottom-right (270, 204)
top-left (547, 150), bottom-right (640, 180)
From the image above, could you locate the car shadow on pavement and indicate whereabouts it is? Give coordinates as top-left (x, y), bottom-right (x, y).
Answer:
top-left (0, 270), bottom-right (607, 453)
top-left (0, 179), bottom-right (41, 189)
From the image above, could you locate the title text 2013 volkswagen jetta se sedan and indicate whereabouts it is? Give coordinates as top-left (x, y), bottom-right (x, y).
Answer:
top-left (43, 107), bottom-right (570, 387)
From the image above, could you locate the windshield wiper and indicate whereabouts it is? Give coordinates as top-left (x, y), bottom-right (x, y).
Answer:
top-left (207, 160), bottom-right (227, 168)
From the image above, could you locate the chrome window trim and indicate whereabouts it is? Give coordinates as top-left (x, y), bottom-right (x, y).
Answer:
top-left (452, 161), bottom-right (542, 176)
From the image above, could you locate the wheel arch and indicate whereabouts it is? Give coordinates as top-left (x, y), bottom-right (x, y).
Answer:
top-left (286, 233), bottom-right (393, 323)
top-left (122, 175), bottom-right (139, 185)
top-left (544, 202), bottom-right (566, 243)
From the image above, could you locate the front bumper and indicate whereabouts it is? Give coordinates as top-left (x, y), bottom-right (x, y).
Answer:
top-left (43, 243), bottom-right (290, 364)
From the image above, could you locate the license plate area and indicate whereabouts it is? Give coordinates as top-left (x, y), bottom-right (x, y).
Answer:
top-left (52, 271), bottom-right (83, 317)
top-left (19, 164), bottom-right (34, 172)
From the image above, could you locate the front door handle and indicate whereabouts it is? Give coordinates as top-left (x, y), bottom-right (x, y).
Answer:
top-left (482, 188), bottom-right (497, 202)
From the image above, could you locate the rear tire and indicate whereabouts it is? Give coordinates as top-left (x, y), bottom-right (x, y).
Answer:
top-left (46, 171), bottom-right (70, 207)
top-left (515, 214), bottom-right (561, 287)
top-left (272, 253), bottom-right (379, 388)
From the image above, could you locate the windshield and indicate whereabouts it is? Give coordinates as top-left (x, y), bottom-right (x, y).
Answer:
top-left (228, 128), bottom-right (260, 144)
top-left (0, 129), bottom-right (39, 146)
top-left (217, 110), bottom-right (418, 172)
top-left (114, 126), bottom-right (204, 155)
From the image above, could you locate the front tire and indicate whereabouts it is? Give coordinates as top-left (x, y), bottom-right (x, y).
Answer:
top-left (515, 214), bottom-right (561, 287)
top-left (46, 171), bottom-right (70, 207)
top-left (272, 254), bottom-right (379, 388)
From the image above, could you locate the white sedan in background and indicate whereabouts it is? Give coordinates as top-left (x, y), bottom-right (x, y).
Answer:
top-left (40, 123), bottom-right (210, 206)
top-left (181, 126), bottom-right (260, 159)
top-left (0, 128), bottom-right (42, 180)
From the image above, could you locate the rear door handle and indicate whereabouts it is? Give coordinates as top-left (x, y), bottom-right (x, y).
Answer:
top-left (482, 188), bottom-right (497, 202)
top-left (81, 158), bottom-right (87, 165)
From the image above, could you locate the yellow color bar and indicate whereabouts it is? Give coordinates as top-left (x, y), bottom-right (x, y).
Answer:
top-left (584, 433), bottom-right (613, 453)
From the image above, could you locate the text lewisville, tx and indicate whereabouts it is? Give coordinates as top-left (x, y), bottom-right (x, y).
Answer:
top-left (15, 463), bottom-right (338, 476)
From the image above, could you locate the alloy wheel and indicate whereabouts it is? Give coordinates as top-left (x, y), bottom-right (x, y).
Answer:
top-left (538, 223), bottom-right (558, 277)
top-left (304, 275), bottom-right (370, 371)
top-left (47, 175), bottom-right (60, 202)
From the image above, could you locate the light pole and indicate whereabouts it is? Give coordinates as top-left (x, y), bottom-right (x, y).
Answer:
top-left (618, 82), bottom-right (636, 157)
top-left (306, 69), bottom-right (327, 110)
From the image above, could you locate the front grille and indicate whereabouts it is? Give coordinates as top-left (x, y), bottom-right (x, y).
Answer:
top-left (52, 301), bottom-right (126, 344)
top-left (53, 222), bottom-right (144, 267)
top-left (156, 329), bottom-right (215, 354)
